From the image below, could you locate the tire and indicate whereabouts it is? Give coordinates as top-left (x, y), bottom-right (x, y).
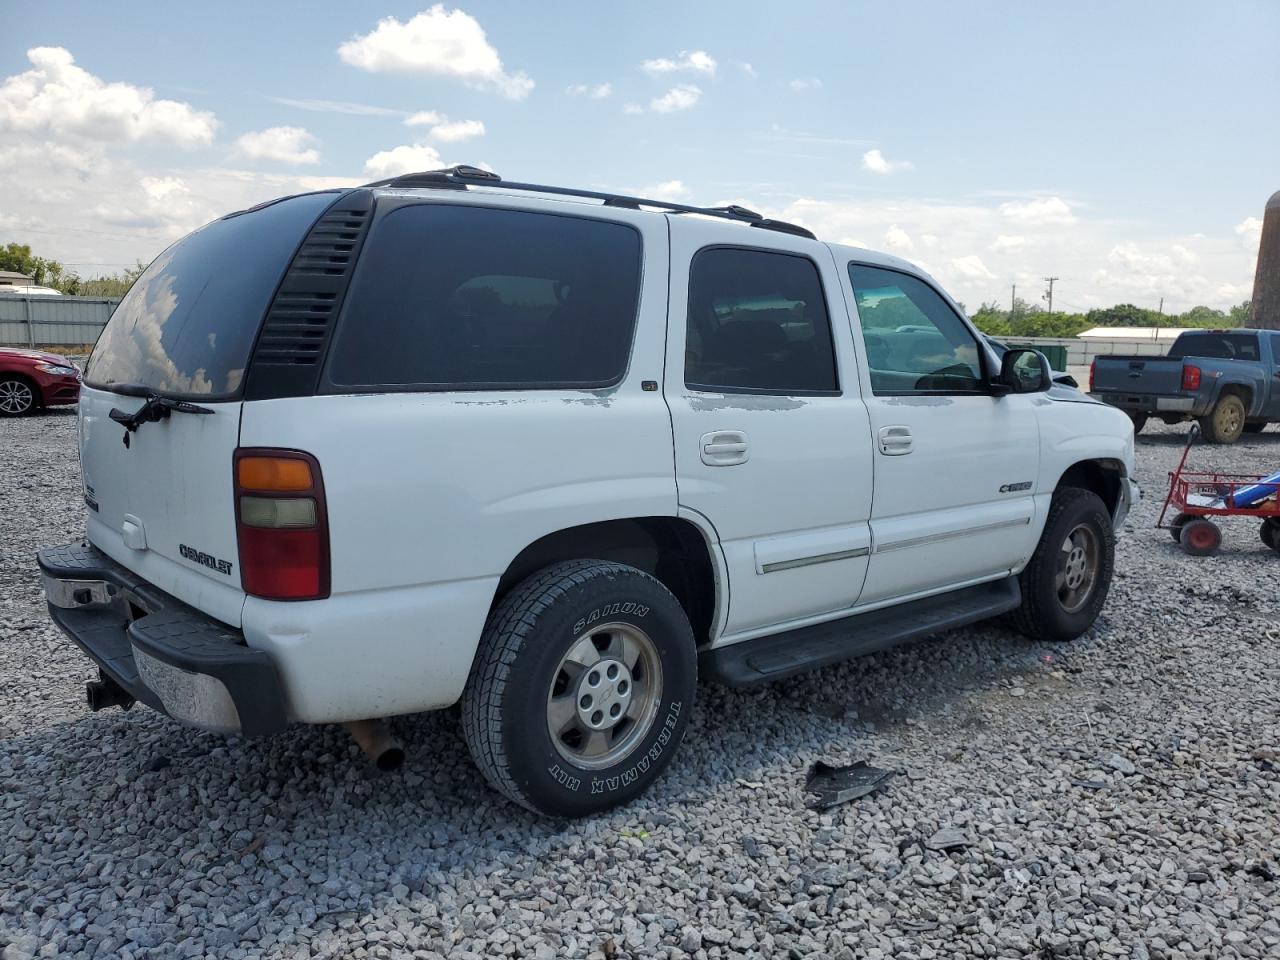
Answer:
top-left (1169, 512), bottom-right (1196, 542)
top-left (1010, 488), bottom-right (1115, 642)
top-left (0, 375), bottom-right (37, 416)
top-left (1198, 394), bottom-right (1247, 444)
top-left (1128, 412), bottom-right (1148, 435)
top-left (1243, 422), bottom-right (1268, 435)
top-left (1260, 518), bottom-right (1280, 551)
top-left (462, 559), bottom-right (696, 818)
top-left (1179, 518), bottom-right (1221, 557)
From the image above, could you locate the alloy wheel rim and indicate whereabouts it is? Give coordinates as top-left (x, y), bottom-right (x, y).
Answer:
top-left (1055, 523), bottom-right (1100, 614)
top-left (547, 621), bottom-right (663, 770)
top-left (0, 380), bottom-right (34, 414)
top-left (1218, 402), bottom-right (1242, 436)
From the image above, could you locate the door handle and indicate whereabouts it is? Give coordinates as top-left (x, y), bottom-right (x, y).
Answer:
top-left (701, 430), bottom-right (749, 466)
top-left (877, 425), bottom-right (913, 456)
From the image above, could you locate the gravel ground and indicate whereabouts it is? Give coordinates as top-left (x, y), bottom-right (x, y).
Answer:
top-left (2, 410), bottom-right (1279, 960)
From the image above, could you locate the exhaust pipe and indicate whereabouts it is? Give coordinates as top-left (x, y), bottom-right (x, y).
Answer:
top-left (86, 673), bottom-right (135, 712)
top-left (344, 719), bottom-right (405, 771)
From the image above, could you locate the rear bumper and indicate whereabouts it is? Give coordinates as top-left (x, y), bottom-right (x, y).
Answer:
top-left (37, 542), bottom-right (287, 737)
top-left (1094, 392), bottom-right (1205, 417)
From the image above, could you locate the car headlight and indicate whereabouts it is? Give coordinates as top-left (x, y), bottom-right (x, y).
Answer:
top-left (36, 363), bottom-right (78, 376)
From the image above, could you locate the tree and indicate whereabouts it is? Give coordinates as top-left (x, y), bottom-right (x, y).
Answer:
top-left (1176, 305), bottom-right (1227, 328)
top-left (78, 262), bottom-right (146, 298)
top-left (1228, 301), bottom-right (1252, 327)
top-left (1083, 303), bottom-right (1163, 328)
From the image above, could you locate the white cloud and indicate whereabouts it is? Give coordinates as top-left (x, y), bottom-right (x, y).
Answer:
top-left (232, 126), bottom-right (320, 165)
top-left (363, 143), bottom-right (445, 179)
top-left (0, 46), bottom-right (216, 147)
top-left (788, 77), bottom-right (822, 92)
top-left (269, 96), bottom-right (400, 117)
top-left (641, 50), bottom-right (717, 76)
top-left (1235, 216), bottom-right (1262, 251)
top-left (622, 103), bottom-right (644, 115)
top-left (991, 234), bottom-right (1026, 251)
top-left (94, 176), bottom-right (202, 230)
top-left (566, 82), bottom-right (612, 99)
top-left (428, 119), bottom-right (485, 142)
top-left (639, 180), bottom-right (690, 201)
top-left (338, 5), bottom-right (533, 100)
top-left (949, 254), bottom-right (996, 281)
top-left (649, 85), bottom-right (701, 113)
top-left (404, 110), bottom-right (445, 127)
top-left (884, 225), bottom-right (914, 251)
top-left (862, 148), bottom-right (913, 175)
top-left (739, 62), bottom-right (757, 78)
top-left (999, 196), bottom-right (1076, 225)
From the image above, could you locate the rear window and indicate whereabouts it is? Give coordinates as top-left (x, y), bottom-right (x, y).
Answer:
top-left (1168, 332), bottom-right (1260, 362)
top-left (325, 204), bottom-right (642, 389)
top-left (85, 192), bottom-right (337, 397)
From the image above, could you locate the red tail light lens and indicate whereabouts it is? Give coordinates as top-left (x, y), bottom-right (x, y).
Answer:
top-left (233, 449), bottom-right (329, 600)
top-left (1088, 359), bottom-right (1096, 392)
top-left (1182, 364), bottom-right (1201, 391)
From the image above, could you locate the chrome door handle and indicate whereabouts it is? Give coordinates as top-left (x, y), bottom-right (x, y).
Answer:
top-left (877, 425), bottom-right (913, 456)
top-left (701, 430), bottom-right (749, 466)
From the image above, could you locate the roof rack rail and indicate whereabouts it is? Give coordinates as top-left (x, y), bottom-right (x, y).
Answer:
top-left (362, 165), bottom-right (817, 240)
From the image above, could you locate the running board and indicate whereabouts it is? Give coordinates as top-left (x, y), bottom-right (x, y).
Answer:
top-left (701, 577), bottom-right (1021, 687)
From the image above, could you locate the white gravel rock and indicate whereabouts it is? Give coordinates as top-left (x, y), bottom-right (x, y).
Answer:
top-left (2, 412), bottom-right (1279, 960)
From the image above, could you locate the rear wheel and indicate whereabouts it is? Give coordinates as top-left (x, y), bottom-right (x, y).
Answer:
top-left (1011, 488), bottom-right (1115, 642)
top-left (0, 376), bottom-right (36, 416)
top-left (1169, 512), bottom-right (1196, 542)
top-left (1198, 394), bottom-right (1247, 444)
top-left (1179, 518), bottom-right (1222, 556)
top-left (462, 560), bottom-right (696, 817)
top-left (1128, 412), bottom-right (1148, 435)
top-left (1260, 518), bottom-right (1280, 551)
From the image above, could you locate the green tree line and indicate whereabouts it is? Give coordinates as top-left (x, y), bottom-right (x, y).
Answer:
top-left (0, 242), bottom-right (145, 298)
top-left (969, 296), bottom-right (1253, 339)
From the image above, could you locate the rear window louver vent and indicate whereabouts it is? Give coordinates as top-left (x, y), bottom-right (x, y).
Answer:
top-left (244, 190), bottom-right (374, 399)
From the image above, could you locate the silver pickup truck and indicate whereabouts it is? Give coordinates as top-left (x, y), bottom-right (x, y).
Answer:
top-left (1091, 329), bottom-right (1280, 443)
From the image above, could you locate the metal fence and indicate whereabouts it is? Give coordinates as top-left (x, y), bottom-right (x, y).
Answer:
top-left (0, 295), bottom-right (116, 348)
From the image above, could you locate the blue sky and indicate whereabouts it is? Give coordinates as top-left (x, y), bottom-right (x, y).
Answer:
top-left (2, 1), bottom-right (1276, 311)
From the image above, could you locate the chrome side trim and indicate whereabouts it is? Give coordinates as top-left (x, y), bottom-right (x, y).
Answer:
top-left (760, 546), bottom-right (870, 574)
top-left (875, 516), bottom-right (1032, 554)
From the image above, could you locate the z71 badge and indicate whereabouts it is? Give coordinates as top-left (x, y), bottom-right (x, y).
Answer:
top-left (179, 544), bottom-right (233, 576)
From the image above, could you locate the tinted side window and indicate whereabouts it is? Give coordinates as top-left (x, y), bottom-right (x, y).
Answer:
top-left (327, 205), bottom-right (642, 389)
top-left (847, 264), bottom-right (985, 394)
top-left (85, 192), bottom-right (338, 397)
top-left (1168, 333), bottom-right (1259, 362)
top-left (685, 248), bottom-right (838, 394)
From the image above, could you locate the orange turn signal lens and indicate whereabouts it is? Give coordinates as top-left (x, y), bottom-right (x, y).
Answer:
top-left (237, 456), bottom-right (313, 492)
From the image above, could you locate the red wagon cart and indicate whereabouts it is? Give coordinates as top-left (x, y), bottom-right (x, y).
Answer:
top-left (1158, 426), bottom-right (1280, 556)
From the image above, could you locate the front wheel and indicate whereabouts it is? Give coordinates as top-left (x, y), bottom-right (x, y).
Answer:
top-left (0, 376), bottom-right (37, 416)
top-left (462, 560), bottom-right (696, 817)
top-left (1198, 394), bottom-right (1247, 444)
top-left (1010, 488), bottom-right (1115, 642)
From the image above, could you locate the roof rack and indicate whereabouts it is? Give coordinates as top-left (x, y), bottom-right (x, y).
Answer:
top-left (362, 165), bottom-right (817, 240)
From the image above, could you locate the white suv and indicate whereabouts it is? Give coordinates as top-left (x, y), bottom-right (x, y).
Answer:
top-left (40, 166), bottom-right (1137, 817)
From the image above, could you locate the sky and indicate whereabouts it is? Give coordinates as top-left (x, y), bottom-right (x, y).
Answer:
top-left (1, 0), bottom-right (1276, 313)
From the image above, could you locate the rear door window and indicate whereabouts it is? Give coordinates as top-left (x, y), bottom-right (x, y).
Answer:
top-left (684, 247), bottom-right (838, 394)
top-left (85, 192), bottom-right (338, 398)
top-left (326, 204), bottom-right (642, 389)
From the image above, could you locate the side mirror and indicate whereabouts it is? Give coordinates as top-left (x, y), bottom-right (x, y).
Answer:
top-left (994, 348), bottom-right (1052, 394)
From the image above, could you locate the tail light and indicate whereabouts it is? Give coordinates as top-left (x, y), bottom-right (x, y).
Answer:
top-left (1088, 359), bottom-right (1096, 392)
top-left (1182, 364), bottom-right (1201, 391)
top-left (233, 449), bottom-right (329, 600)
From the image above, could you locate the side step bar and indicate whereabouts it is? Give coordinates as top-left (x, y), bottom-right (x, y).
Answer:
top-left (701, 577), bottom-right (1022, 687)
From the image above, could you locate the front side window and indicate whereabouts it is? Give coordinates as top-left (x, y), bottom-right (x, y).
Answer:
top-left (327, 204), bottom-right (642, 389)
top-left (685, 247), bottom-right (838, 394)
top-left (847, 263), bottom-right (985, 394)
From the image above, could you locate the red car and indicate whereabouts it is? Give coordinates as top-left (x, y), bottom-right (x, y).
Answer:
top-left (0, 347), bottom-right (82, 416)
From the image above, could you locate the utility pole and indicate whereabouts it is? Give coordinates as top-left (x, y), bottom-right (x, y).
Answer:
top-left (1043, 276), bottom-right (1059, 316)
top-left (1158, 297), bottom-right (1164, 315)
top-left (1010, 282), bottom-right (1016, 316)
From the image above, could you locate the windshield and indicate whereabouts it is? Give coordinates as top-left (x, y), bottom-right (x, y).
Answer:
top-left (85, 192), bottom-right (338, 398)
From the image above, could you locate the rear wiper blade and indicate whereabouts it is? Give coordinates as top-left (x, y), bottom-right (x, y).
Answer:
top-left (109, 394), bottom-right (215, 446)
